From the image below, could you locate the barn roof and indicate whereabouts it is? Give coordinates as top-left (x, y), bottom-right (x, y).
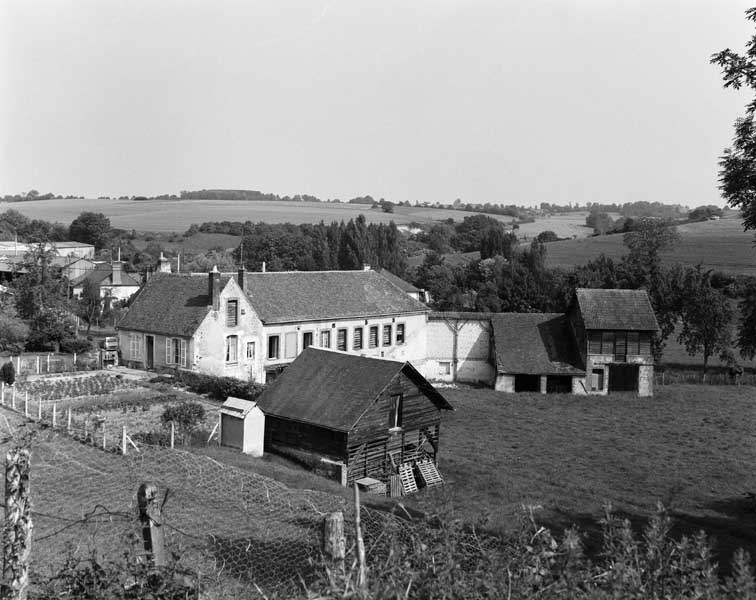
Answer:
top-left (71, 263), bottom-right (141, 289)
top-left (491, 313), bottom-right (584, 375)
top-left (257, 348), bottom-right (453, 432)
top-left (575, 288), bottom-right (659, 331)
top-left (117, 273), bottom-right (218, 337)
top-left (241, 270), bottom-right (428, 324)
top-left (374, 268), bottom-right (421, 293)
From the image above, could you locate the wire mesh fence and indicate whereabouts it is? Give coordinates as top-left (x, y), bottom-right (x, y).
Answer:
top-left (2, 353), bottom-right (99, 377)
top-left (0, 402), bottom-right (422, 598)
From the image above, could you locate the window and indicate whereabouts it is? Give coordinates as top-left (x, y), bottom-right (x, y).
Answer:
top-left (389, 394), bottom-right (403, 429)
top-left (284, 332), bottom-right (297, 359)
top-left (382, 324), bottom-right (392, 346)
top-left (639, 332), bottom-right (651, 355)
top-left (591, 369), bottom-right (604, 391)
top-left (601, 331), bottom-right (613, 354)
top-left (369, 326), bottom-right (379, 348)
top-left (439, 361), bottom-right (451, 375)
top-left (320, 330), bottom-right (331, 348)
top-left (268, 335), bottom-right (280, 359)
top-left (614, 332), bottom-right (627, 361)
top-left (627, 332), bottom-right (640, 355)
top-left (129, 333), bottom-right (142, 359)
top-left (303, 331), bottom-right (313, 349)
top-left (396, 324), bottom-right (405, 345)
top-left (165, 338), bottom-right (187, 367)
top-left (246, 341), bottom-right (256, 359)
top-left (587, 331), bottom-right (602, 354)
top-left (353, 327), bottom-right (363, 350)
top-left (226, 299), bottom-right (238, 327)
top-left (226, 335), bottom-right (238, 363)
top-left (337, 328), bottom-right (347, 351)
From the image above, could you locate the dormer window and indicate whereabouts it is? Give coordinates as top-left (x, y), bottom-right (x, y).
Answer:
top-left (226, 299), bottom-right (238, 327)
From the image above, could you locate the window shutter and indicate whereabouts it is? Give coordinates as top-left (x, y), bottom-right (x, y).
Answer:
top-left (588, 331), bottom-right (601, 354)
top-left (353, 328), bottom-right (363, 350)
top-left (639, 332), bottom-right (651, 355)
top-left (180, 339), bottom-right (187, 367)
top-left (165, 338), bottom-right (172, 364)
top-left (226, 300), bottom-right (238, 326)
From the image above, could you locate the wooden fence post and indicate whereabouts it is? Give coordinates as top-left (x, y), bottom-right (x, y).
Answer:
top-left (3, 448), bottom-right (32, 600)
top-left (23, 395), bottom-right (27, 419)
top-left (36, 401), bottom-right (41, 422)
top-left (170, 421), bottom-right (175, 449)
top-left (11, 387), bottom-right (15, 411)
top-left (46, 355), bottom-right (50, 373)
top-left (1, 382), bottom-right (4, 405)
top-left (122, 426), bottom-right (127, 455)
top-left (137, 483), bottom-right (166, 567)
top-left (52, 404), bottom-right (57, 429)
top-left (353, 483), bottom-right (367, 590)
top-left (35, 357), bottom-right (39, 375)
top-left (102, 429), bottom-right (107, 451)
top-left (323, 512), bottom-right (345, 567)
top-left (66, 408), bottom-right (72, 434)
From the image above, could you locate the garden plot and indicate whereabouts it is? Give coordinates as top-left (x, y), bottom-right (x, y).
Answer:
top-left (16, 371), bottom-right (139, 401)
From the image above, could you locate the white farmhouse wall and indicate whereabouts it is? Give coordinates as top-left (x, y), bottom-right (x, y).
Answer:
top-left (424, 318), bottom-right (494, 384)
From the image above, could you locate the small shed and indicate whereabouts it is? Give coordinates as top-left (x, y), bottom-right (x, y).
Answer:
top-left (220, 397), bottom-right (265, 457)
top-left (257, 347), bottom-right (453, 489)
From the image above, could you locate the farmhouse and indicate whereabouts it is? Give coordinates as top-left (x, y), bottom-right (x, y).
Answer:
top-left (257, 347), bottom-right (453, 487)
top-left (70, 260), bottom-right (141, 301)
top-left (117, 267), bottom-right (430, 383)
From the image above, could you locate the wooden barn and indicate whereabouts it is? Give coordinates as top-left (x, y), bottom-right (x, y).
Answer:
top-left (256, 347), bottom-right (453, 489)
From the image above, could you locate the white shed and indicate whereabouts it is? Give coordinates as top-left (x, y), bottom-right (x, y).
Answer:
top-left (220, 397), bottom-right (265, 457)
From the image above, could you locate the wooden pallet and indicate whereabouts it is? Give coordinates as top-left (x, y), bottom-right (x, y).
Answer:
top-left (389, 474), bottom-right (404, 498)
top-left (416, 460), bottom-right (444, 488)
top-left (398, 463), bottom-right (418, 494)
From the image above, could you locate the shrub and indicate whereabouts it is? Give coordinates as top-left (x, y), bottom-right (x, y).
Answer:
top-left (60, 336), bottom-right (93, 354)
top-left (175, 370), bottom-right (265, 401)
top-left (1, 361), bottom-right (15, 386)
top-left (161, 402), bottom-right (206, 445)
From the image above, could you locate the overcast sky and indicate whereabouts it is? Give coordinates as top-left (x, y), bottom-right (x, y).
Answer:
top-left (1, 1), bottom-right (753, 207)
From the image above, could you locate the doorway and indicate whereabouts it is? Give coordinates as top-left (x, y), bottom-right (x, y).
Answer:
top-left (145, 335), bottom-right (154, 369)
top-left (608, 364), bottom-right (639, 392)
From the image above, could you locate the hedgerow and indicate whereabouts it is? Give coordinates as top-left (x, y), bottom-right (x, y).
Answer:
top-left (172, 370), bottom-right (265, 401)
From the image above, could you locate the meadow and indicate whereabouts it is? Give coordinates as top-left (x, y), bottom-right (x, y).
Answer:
top-left (545, 215), bottom-right (756, 275)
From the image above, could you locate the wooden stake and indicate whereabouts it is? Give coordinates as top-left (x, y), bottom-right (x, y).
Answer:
top-left (354, 483), bottom-right (367, 590)
top-left (52, 404), bottom-right (57, 428)
top-left (36, 401), bottom-right (41, 422)
top-left (35, 357), bottom-right (39, 375)
top-left (323, 511), bottom-right (345, 566)
top-left (137, 483), bottom-right (166, 567)
top-left (122, 425), bottom-right (127, 455)
top-left (11, 386), bottom-right (15, 410)
top-left (66, 408), bottom-right (72, 434)
top-left (3, 448), bottom-right (32, 600)
top-left (23, 395), bottom-right (27, 418)
top-left (1, 382), bottom-right (4, 405)
top-left (170, 421), bottom-right (175, 449)
top-left (102, 429), bottom-right (106, 451)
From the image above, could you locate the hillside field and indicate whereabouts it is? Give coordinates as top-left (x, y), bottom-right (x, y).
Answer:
top-left (545, 215), bottom-right (756, 275)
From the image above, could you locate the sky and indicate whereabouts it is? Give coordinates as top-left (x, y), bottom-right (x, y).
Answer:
top-left (1, 0), bottom-right (754, 207)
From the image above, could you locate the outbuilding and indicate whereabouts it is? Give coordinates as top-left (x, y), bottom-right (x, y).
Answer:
top-left (220, 396), bottom-right (265, 456)
top-left (256, 347), bottom-right (453, 488)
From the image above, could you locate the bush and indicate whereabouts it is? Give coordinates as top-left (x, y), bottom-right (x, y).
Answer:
top-left (0, 361), bottom-right (15, 386)
top-left (60, 336), bottom-right (93, 354)
top-left (175, 370), bottom-right (265, 401)
top-left (161, 402), bottom-right (206, 445)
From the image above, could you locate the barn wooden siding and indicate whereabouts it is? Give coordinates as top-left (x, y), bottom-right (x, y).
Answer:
top-left (346, 372), bottom-right (442, 484)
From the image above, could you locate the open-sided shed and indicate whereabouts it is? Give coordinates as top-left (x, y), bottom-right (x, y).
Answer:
top-left (257, 347), bottom-right (453, 487)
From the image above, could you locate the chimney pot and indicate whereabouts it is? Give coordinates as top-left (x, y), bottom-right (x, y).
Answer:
top-left (208, 266), bottom-right (221, 310)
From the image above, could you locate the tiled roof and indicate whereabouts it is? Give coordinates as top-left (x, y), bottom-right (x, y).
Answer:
top-left (429, 311), bottom-right (492, 321)
top-left (72, 264), bottom-right (140, 288)
top-left (575, 288), bottom-right (659, 331)
top-left (257, 348), bottom-right (453, 432)
top-left (117, 273), bottom-right (217, 337)
top-left (491, 313), bottom-right (584, 375)
top-left (375, 268), bottom-right (420, 293)
top-left (241, 270), bottom-right (428, 324)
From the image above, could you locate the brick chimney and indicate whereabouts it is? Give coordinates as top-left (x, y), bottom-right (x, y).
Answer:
top-left (111, 260), bottom-right (122, 285)
top-left (237, 266), bottom-right (246, 291)
top-left (208, 266), bottom-right (221, 311)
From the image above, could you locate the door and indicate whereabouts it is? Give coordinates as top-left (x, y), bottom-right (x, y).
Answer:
top-left (221, 413), bottom-right (244, 450)
top-left (608, 364), bottom-right (639, 392)
top-left (145, 335), bottom-right (154, 369)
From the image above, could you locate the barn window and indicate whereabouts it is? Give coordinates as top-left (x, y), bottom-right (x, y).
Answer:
top-left (591, 369), bottom-right (604, 391)
top-left (267, 335), bottom-right (280, 359)
top-left (382, 324), bottom-right (392, 346)
top-left (337, 328), bottom-right (347, 351)
top-left (226, 299), bottom-right (238, 326)
top-left (438, 361), bottom-right (451, 375)
top-left (613, 332), bottom-right (627, 361)
top-left (284, 332), bottom-right (297, 359)
top-left (246, 341), bottom-right (255, 359)
top-left (129, 333), bottom-right (142, 359)
top-left (396, 323), bottom-right (405, 345)
top-left (320, 330), bottom-right (331, 348)
top-left (302, 331), bottom-right (313, 350)
top-left (639, 332), bottom-right (651, 355)
top-left (353, 327), bottom-right (363, 350)
top-left (226, 335), bottom-right (238, 363)
top-left (601, 331), bottom-right (614, 354)
top-left (369, 326), bottom-right (379, 348)
top-left (627, 331), bottom-right (640, 355)
top-left (588, 331), bottom-right (602, 354)
top-left (389, 394), bottom-right (403, 429)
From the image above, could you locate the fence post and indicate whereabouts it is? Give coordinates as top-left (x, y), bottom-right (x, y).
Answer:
top-left (73, 352), bottom-right (77, 367)
top-left (137, 483), bottom-right (166, 567)
top-left (3, 447), bottom-right (32, 600)
top-left (52, 404), bottom-right (57, 429)
top-left (353, 483), bottom-right (367, 591)
top-left (1, 382), bottom-right (4, 405)
top-left (11, 387), bottom-right (15, 410)
top-left (102, 429), bottom-right (106, 451)
top-left (323, 512), bottom-right (345, 567)
top-left (15, 357), bottom-right (20, 375)
top-left (46, 355), bottom-right (50, 373)
top-left (36, 401), bottom-right (41, 422)
top-left (66, 408), bottom-right (72, 434)
top-left (35, 357), bottom-right (39, 375)
top-left (122, 426), bottom-right (127, 455)
top-left (23, 395), bottom-right (27, 419)
top-left (170, 421), bottom-right (175, 449)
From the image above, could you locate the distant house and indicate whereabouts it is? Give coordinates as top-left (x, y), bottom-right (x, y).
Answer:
top-left (116, 268), bottom-right (430, 383)
top-left (71, 261), bottom-right (141, 301)
top-left (257, 347), bottom-right (453, 486)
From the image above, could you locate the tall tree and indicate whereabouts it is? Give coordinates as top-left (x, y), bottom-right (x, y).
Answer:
top-left (75, 279), bottom-right (102, 334)
top-left (678, 266), bottom-right (734, 374)
top-left (69, 211), bottom-right (112, 250)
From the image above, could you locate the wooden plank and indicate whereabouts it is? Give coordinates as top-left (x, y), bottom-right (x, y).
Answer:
top-left (389, 474), bottom-right (404, 497)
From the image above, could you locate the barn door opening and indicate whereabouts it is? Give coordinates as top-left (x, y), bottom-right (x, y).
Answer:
top-left (608, 364), bottom-right (639, 392)
top-left (514, 374), bottom-right (540, 392)
top-left (546, 376), bottom-right (572, 393)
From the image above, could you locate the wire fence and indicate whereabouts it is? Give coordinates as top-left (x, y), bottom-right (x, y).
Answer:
top-left (2, 353), bottom-right (100, 377)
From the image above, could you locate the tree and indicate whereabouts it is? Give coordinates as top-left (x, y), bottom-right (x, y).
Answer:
top-left (621, 218), bottom-right (680, 288)
top-left (75, 279), bottom-right (102, 334)
top-left (536, 230), bottom-right (559, 243)
top-left (712, 8), bottom-right (756, 234)
top-left (737, 281), bottom-right (756, 360)
top-left (0, 301), bottom-right (28, 353)
top-left (678, 266), bottom-right (734, 374)
top-left (69, 211), bottom-right (111, 250)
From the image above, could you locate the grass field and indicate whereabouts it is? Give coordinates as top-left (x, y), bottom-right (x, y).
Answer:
top-left (402, 384), bottom-right (756, 570)
top-left (545, 215), bottom-right (756, 275)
